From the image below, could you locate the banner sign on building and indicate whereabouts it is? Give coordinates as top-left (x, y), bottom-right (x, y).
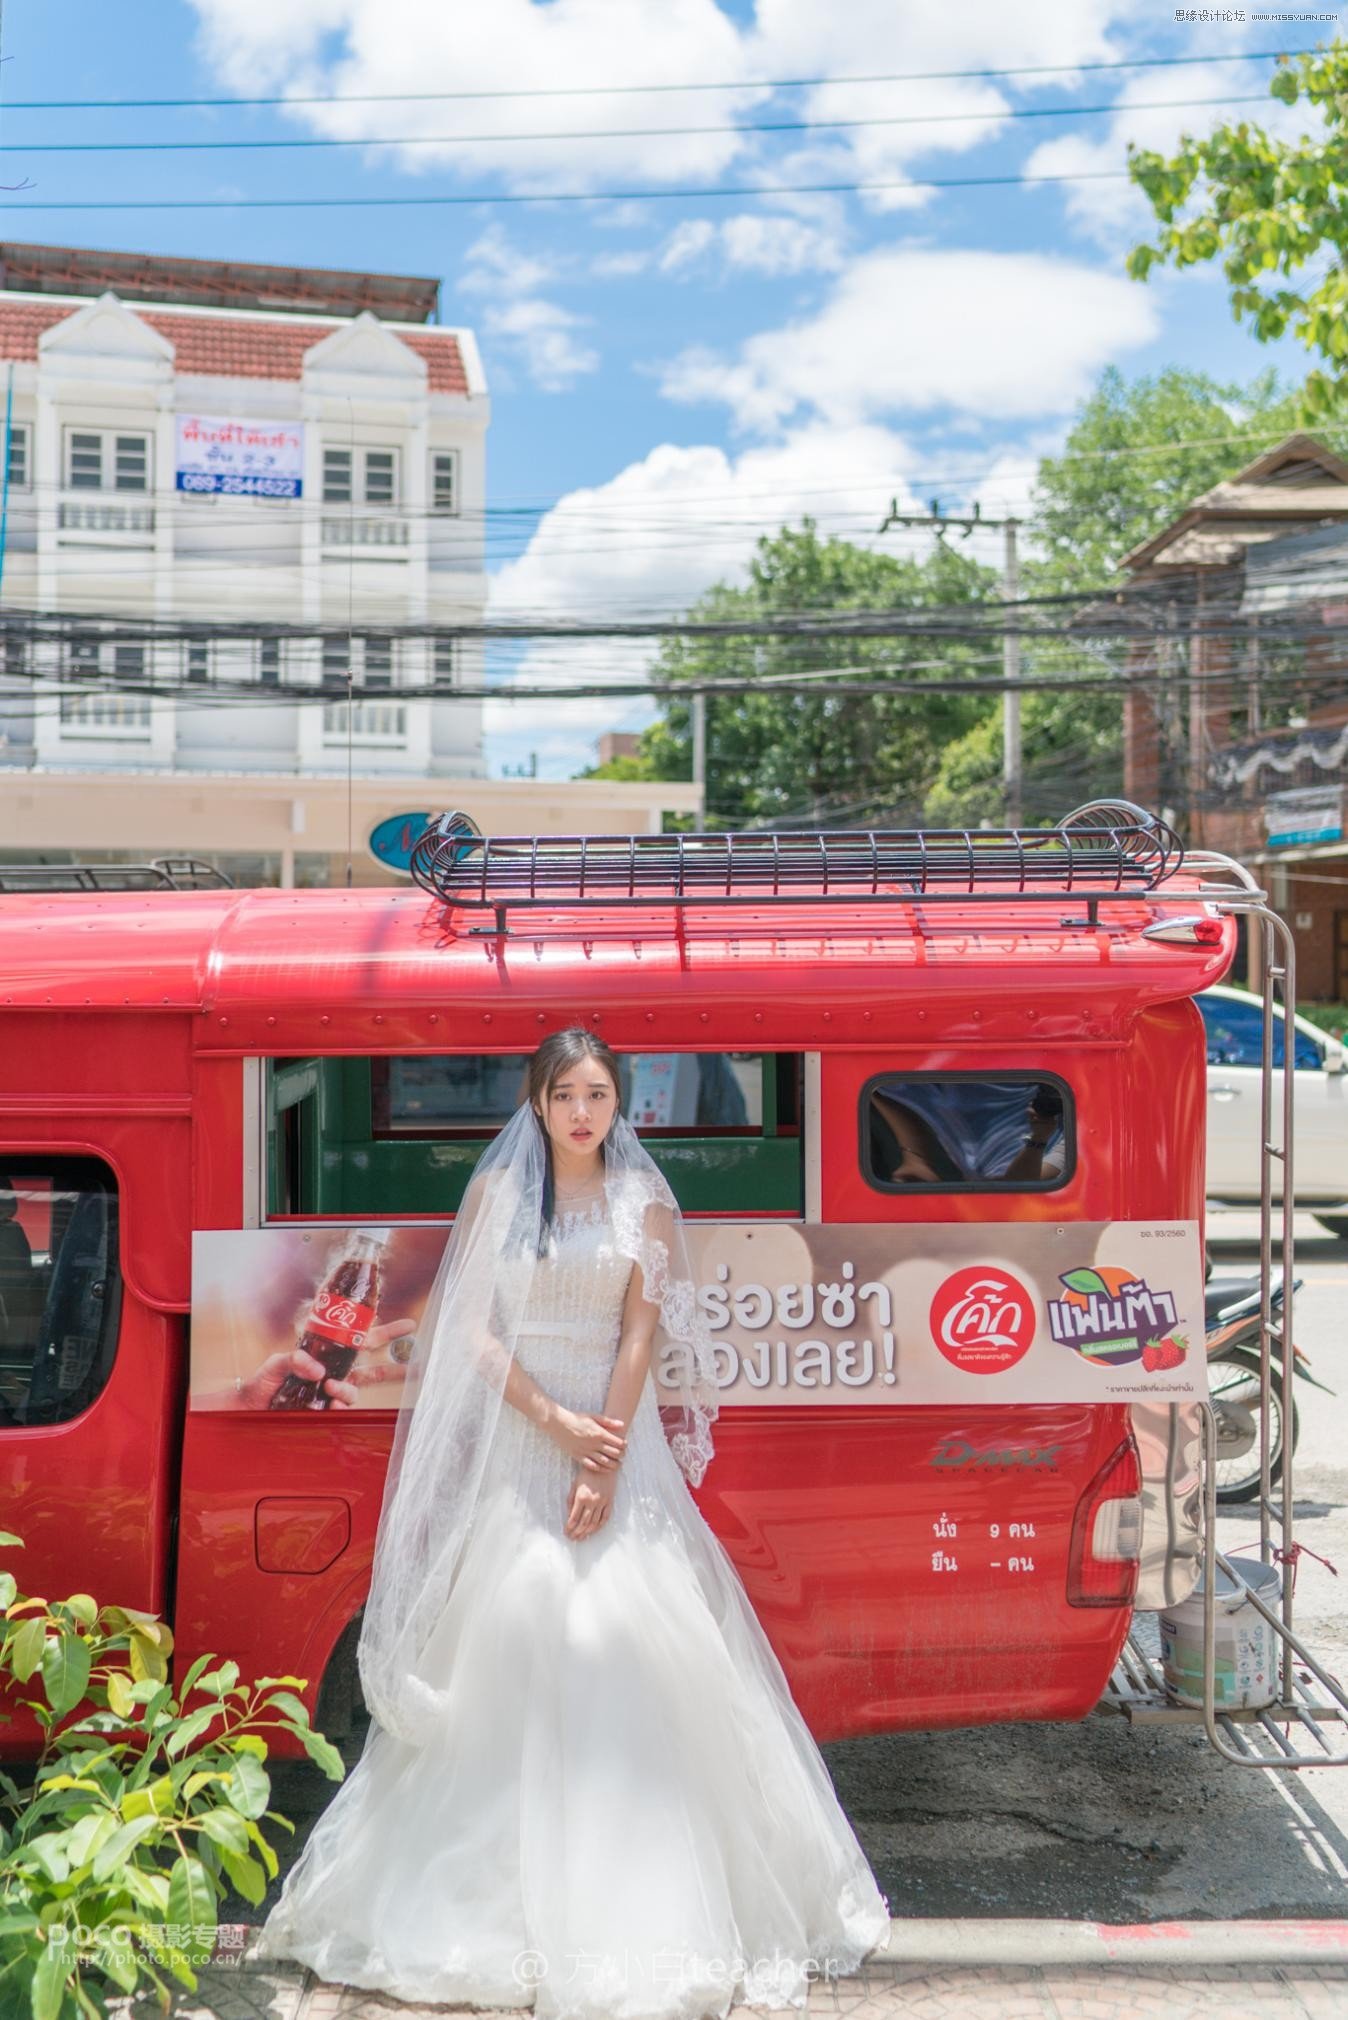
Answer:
top-left (189, 1217), bottom-right (1207, 1412)
top-left (175, 414), bottom-right (305, 498)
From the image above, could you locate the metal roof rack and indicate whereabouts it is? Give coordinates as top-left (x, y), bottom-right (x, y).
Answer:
top-left (408, 800), bottom-right (1185, 934)
top-left (0, 857), bottom-right (234, 893)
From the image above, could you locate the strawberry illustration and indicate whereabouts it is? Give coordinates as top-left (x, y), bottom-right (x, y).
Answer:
top-left (1143, 1333), bottom-right (1188, 1372)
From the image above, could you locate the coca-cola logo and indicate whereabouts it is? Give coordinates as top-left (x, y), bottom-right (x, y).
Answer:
top-left (929, 1265), bottom-right (1036, 1375)
top-left (315, 1291), bottom-right (368, 1345)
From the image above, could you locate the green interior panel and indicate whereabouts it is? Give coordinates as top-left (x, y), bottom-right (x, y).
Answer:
top-left (265, 1056), bottom-right (802, 1218)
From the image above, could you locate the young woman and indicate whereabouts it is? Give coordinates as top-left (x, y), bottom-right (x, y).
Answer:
top-left (253, 1027), bottom-right (890, 2020)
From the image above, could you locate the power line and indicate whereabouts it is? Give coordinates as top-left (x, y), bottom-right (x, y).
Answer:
top-left (0, 167), bottom-right (1132, 212)
top-left (0, 92), bottom-right (1278, 154)
top-left (0, 46), bottom-right (1315, 110)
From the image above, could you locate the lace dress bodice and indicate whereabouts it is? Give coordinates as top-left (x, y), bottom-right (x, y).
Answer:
top-left (512, 1195), bottom-right (635, 1385)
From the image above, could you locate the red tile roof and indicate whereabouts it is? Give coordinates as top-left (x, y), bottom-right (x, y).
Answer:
top-left (0, 297), bottom-right (469, 393)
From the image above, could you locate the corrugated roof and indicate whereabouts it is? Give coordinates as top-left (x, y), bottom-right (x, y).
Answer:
top-left (0, 239), bottom-right (440, 322)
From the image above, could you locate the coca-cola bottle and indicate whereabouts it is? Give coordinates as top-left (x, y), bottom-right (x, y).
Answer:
top-left (269, 1227), bottom-right (392, 1411)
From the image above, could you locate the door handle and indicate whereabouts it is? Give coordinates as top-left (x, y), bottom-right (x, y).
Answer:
top-left (1209, 1085), bottom-right (1242, 1101)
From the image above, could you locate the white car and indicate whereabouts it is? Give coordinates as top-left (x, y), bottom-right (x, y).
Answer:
top-left (1199, 984), bottom-right (1348, 1235)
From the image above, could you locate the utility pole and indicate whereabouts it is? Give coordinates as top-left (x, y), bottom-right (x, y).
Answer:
top-left (691, 690), bottom-right (706, 833)
top-left (1001, 517), bottom-right (1021, 828)
top-left (878, 497), bottom-right (1023, 826)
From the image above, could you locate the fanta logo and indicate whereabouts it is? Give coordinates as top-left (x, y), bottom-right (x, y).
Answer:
top-left (929, 1266), bottom-right (1036, 1375)
top-left (1047, 1266), bottom-right (1181, 1369)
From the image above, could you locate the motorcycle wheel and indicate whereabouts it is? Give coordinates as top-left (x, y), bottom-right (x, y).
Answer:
top-left (1208, 1345), bottom-right (1299, 1504)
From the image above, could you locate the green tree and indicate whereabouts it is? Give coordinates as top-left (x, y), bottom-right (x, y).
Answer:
top-left (621, 521), bottom-right (996, 828)
top-left (1127, 42), bottom-right (1348, 416)
top-left (1030, 364), bottom-right (1302, 592)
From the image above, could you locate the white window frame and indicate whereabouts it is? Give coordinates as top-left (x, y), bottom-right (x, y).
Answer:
top-left (5, 423), bottom-right (29, 492)
top-left (183, 640), bottom-right (213, 685)
top-left (322, 445), bottom-right (400, 507)
top-left (430, 449), bottom-right (459, 515)
top-left (432, 637), bottom-right (458, 689)
top-left (57, 636), bottom-right (151, 738)
top-left (319, 636), bottom-right (405, 743)
top-left (63, 426), bottom-right (152, 494)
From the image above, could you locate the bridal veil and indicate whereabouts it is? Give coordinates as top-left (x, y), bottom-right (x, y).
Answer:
top-left (356, 1098), bottom-right (722, 1749)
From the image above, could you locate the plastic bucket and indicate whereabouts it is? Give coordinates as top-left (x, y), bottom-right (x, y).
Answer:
top-left (1159, 1559), bottom-right (1282, 1711)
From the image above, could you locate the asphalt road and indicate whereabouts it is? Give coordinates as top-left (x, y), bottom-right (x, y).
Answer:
top-left (257, 1212), bottom-right (1348, 1931)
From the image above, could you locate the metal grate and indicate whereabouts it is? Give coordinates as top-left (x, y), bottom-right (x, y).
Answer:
top-left (0, 857), bottom-right (233, 892)
top-left (409, 800), bottom-right (1183, 920)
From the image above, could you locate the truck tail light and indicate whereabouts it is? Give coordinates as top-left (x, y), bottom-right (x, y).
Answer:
top-left (1142, 915), bottom-right (1224, 947)
top-left (1067, 1436), bottom-right (1143, 1609)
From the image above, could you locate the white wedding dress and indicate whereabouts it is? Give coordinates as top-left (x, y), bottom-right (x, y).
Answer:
top-left (253, 1197), bottom-right (891, 2020)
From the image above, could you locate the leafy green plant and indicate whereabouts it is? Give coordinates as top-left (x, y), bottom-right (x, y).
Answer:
top-left (0, 1530), bottom-right (342, 2018)
top-left (1126, 42), bottom-right (1348, 418)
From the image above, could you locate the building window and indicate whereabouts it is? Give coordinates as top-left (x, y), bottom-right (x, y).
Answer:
top-left (322, 446), bottom-right (399, 506)
top-left (860, 1073), bottom-right (1074, 1193)
top-left (321, 638), bottom-right (350, 690)
top-left (65, 429), bottom-right (150, 494)
top-left (184, 642), bottom-right (212, 684)
top-left (58, 638), bottom-right (150, 736)
top-left (431, 450), bottom-right (458, 514)
top-left (364, 637), bottom-right (394, 690)
top-left (3, 633), bottom-right (27, 675)
top-left (258, 639), bottom-right (282, 686)
top-left (5, 425), bottom-right (28, 492)
top-left (432, 638), bottom-right (457, 689)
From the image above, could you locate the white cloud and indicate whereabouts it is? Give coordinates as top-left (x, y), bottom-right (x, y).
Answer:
top-left (485, 421), bottom-right (925, 776)
top-left (187, 0), bottom-right (1130, 196)
top-left (188, 0), bottom-right (763, 192)
top-left (462, 226), bottom-right (598, 391)
top-left (659, 213), bottom-right (844, 277)
top-left (660, 245), bottom-right (1160, 430)
top-left (461, 223), bottom-right (560, 301)
top-left (486, 298), bottom-right (599, 391)
top-left (1026, 59), bottom-right (1323, 244)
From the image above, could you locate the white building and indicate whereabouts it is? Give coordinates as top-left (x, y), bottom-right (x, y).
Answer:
top-left (0, 244), bottom-right (698, 881)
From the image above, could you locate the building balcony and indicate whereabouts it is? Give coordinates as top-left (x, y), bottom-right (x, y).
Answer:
top-left (56, 496), bottom-right (156, 544)
top-left (321, 698), bottom-right (408, 743)
top-left (57, 690), bottom-right (152, 737)
top-left (320, 514), bottom-right (410, 553)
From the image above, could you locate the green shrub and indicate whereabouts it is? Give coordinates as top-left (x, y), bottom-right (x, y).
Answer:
top-left (0, 1530), bottom-right (342, 2017)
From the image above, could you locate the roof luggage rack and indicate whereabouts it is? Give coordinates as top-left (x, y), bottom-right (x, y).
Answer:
top-left (0, 857), bottom-right (234, 892)
top-left (409, 800), bottom-right (1184, 934)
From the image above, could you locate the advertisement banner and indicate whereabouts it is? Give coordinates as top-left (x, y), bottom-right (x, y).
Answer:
top-left (190, 1218), bottom-right (1207, 1413)
top-left (175, 414), bottom-right (304, 498)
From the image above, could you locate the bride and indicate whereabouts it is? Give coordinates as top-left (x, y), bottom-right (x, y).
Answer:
top-left (252, 1027), bottom-right (890, 2020)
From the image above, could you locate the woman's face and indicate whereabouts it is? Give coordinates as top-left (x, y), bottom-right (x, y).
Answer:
top-left (534, 1057), bottom-right (619, 1156)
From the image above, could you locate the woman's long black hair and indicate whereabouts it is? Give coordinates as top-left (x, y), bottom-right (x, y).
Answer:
top-left (525, 1027), bottom-right (623, 1258)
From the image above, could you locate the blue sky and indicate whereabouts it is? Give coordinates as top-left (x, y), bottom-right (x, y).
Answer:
top-left (1, 1), bottom-right (1333, 783)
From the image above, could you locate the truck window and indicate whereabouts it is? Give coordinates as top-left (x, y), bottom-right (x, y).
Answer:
top-left (0, 1158), bottom-right (121, 1427)
top-left (860, 1073), bottom-right (1074, 1194)
top-left (267, 1054), bottom-right (802, 1217)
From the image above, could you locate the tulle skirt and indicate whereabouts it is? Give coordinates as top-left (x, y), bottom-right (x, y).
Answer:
top-left (252, 1340), bottom-right (890, 2019)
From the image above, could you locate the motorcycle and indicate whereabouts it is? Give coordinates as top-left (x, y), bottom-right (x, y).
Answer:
top-left (1204, 1266), bottom-right (1332, 1503)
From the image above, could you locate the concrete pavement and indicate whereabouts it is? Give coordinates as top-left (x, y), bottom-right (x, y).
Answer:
top-left (104, 1920), bottom-right (1348, 2020)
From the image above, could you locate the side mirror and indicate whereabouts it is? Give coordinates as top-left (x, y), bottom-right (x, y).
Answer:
top-left (1326, 1044), bottom-right (1346, 1078)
